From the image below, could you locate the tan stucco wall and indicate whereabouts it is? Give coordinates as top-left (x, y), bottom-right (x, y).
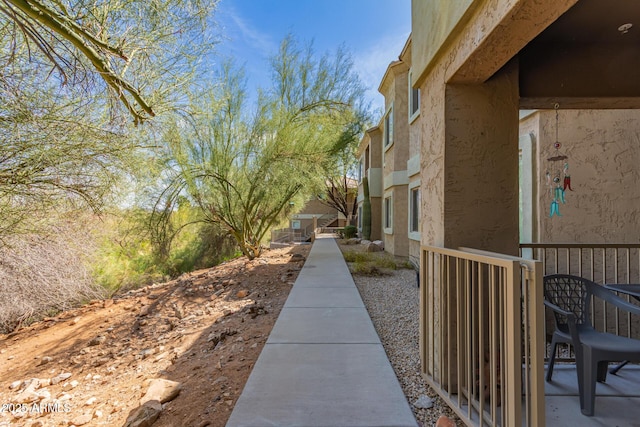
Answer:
top-left (297, 198), bottom-right (337, 217)
top-left (412, 0), bottom-right (577, 85)
top-left (380, 61), bottom-right (410, 257)
top-left (532, 110), bottom-right (640, 243)
top-left (411, 0), bottom-right (475, 83)
top-left (414, 0), bottom-right (577, 254)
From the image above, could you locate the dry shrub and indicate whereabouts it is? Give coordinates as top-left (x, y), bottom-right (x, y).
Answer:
top-left (0, 218), bottom-right (106, 333)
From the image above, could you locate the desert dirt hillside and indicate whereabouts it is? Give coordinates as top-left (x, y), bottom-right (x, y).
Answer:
top-left (0, 244), bottom-right (310, 427)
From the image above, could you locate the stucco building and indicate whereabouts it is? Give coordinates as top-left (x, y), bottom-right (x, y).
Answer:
top-left (355, 1), bottom-right (640, 424)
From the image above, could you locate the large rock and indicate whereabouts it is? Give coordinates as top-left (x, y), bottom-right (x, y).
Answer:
top-left (365, 242), bottom-right (382, 252)
top-left (71, 413), bottom-right (93, 426)
top-left (413, 394), bottom-right (434, 409)
top-left (123, 400), bottom-right (162, 427)
top-left (372, 240), bottom-right (385, 250)
top-left (436, 415), bottom-right (457, 427)
top-left (140, 379), bottom-right (182, 405)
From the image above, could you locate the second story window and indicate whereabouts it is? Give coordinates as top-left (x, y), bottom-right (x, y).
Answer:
top-left (409, 70), bottom-right (420, 121)
top-left (384, 107), bottom-right (393, 148)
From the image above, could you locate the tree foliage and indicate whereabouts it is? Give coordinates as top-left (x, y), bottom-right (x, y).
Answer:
top-left (0, 0), bottom-right (218, 242)
top-left (1, 0), bottom-right (218, 124)
top-left (160, 37), bottom-right (369, 259)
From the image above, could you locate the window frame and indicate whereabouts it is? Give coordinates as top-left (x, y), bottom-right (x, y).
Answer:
top-left (408, 69), bottom-right (420, 123)
top-left (383, 105), bottom-right (394, 149)
top-left (384, 195), bottom-right (393, 232)
top-left (409, 186), bottom-right (420, 237)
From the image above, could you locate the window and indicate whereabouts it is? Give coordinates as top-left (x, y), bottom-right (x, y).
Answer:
top-left (384, 196), bottom-right (392, 229)
top-left (357, 158), bottom-right (363, 182)
top-left (410, 187), bottom-right (420, 233)
top-left (358, 205), bottom-right (363, 230)
top-left (409, 70), bottom-right (420, 120)
top-left (384, 107), bottom-right (393, 147)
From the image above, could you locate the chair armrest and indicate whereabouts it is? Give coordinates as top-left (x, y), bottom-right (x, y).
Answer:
top-left (591, 285), bottom-right (640, 316)
top-left (543, 299), bottom-right (577, 320)
top-left (543, 299), bottom-right (582, 351)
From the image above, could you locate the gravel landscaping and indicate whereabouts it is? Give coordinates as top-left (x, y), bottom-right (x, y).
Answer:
top-left (351, 266), bottom-right (464, 426)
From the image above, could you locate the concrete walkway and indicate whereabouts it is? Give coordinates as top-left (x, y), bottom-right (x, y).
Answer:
top-left (226, 235), bottom-right (418, 427)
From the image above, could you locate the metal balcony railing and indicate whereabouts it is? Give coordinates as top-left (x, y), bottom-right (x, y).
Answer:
top-left (420, 246), bottom-right (545, 427)
top-left (519, 243), bottom-right (640, 346)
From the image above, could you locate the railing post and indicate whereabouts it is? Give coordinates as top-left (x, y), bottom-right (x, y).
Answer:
top-left (501, 260), bottom-right (522, 426)
top-left (525, 262), bottom-right (546, 427)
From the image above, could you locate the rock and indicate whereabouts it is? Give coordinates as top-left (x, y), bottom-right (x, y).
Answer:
top-left (30, 421), bottom-right (45, 427)
top-left (9, 380), bottom-right (22, 390)
top-left (289, 253), bottom-right (306, 262)
top-left (207, 328), bottom-right (237, 346)
top-left (38, 356), bottom-right (53, 366)
top-left (436, 415), bottom-right (457, 427)
top-left (346, 238), bottom-right (361, 245)
top-left (236, 290), bottom-right (249, 298)
top-left (365, 242), bottom-right (383, 252)
top-left (413, 394), bottom-right (433, 409)
top-left (372, 240), bottom-right (385, 250)
top-left (88, 335), bottom-right (106, 346)
top-left (13, 379), bottom-right (41, 403)
top-left (360, 239), bottom-right (372, 245)
top-left (140, 379), bottom-right (182, 405)
top-left (172, 303), bottom-right (185, 319)
top-left (212, 376), bottom-right (228, 385)
top-left (123, 400), bottom-right (162, 427)
top-left (140, 348), bottom-right (156, 359)
top-left (85, 397), bottom-right (97, 406)
top-left (71, 413), bottom-right (93, 426)
top-left (139, 305), bottom-right (151, 316)
top-left (51, 372), bottom-right (72, 385)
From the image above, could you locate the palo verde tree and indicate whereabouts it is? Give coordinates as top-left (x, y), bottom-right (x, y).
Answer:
top-left (0, 0), bottom-right (218, 241)
top-left (0, 0), bottom-right (218, 125)
top-left (160, 36), bottom-right (369, 259)
top-left (319, 124), bottom-right (366, 225)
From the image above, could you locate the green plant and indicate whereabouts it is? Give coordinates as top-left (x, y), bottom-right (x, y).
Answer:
top-left (343, 225), bottom-right (357, 239)
top-left (341, 249), bottom-right (408, 276)
top-left (362, 176), bottom-right (371, 240)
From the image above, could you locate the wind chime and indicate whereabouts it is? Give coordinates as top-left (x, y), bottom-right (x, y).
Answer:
top-left (546, 104), bottom-right (573, 217)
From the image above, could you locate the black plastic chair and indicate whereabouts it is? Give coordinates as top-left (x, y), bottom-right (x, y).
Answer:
top-left (543, 274), bottom-right (640, 416)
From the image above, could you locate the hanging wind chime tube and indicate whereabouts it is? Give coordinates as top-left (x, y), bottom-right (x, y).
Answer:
top-left (547, 103), bottom-right (572, 217)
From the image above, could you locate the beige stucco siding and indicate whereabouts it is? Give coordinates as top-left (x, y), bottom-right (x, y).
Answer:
top-left (534, 110), bottom-right (640, 243)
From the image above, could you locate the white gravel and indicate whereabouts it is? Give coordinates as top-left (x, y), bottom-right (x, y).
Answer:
top-left (352, 268), bottom-right (463, 427)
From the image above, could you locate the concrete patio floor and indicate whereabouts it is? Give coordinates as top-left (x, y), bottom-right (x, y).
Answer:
top-left (544, 363), bottom-right (640, 426)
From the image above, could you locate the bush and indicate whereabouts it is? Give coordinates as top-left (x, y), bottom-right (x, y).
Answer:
top-left (341, 249), bottom-right (408, 276)
top-left (0, 216), bottom-right (107, 333)
top-left (93, 207), bottom-right (238, 292)
top-left (343, 225), bottom-right (357, 239)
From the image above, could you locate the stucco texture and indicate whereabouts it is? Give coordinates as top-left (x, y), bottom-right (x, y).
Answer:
top-left (535, 110), bottom-right (640, 243)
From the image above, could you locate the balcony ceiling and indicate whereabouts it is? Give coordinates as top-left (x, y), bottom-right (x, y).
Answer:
top-left (519, 0), bottom-right (640, 109)
top-left (535, 0), bottom-right (640, 44)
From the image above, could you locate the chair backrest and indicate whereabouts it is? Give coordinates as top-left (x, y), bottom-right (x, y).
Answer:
top-left (543, 274), bottom-right (595, 332)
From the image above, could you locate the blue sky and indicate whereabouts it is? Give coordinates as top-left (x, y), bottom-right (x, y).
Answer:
top-left (214, 0), bottom-right (411, 113)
